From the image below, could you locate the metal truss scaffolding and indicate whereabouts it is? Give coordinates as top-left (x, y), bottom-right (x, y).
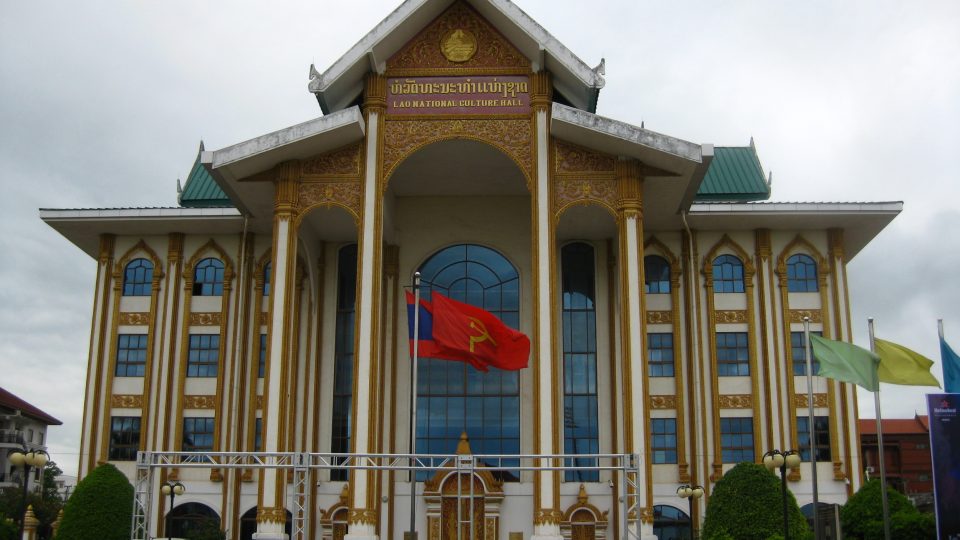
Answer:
top-left (132, 452), bottom-right (642, 540)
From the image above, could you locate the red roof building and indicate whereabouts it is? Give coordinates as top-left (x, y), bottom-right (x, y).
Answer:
top-left (859, 415), bottom-right (933, 510)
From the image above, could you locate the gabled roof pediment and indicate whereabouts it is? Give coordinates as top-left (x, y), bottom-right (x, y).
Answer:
top-left (308, 0), bottom-right (605, 114)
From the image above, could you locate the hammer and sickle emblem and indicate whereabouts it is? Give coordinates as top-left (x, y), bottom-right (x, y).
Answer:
top-left (468, 317), bottom-right (497, 352)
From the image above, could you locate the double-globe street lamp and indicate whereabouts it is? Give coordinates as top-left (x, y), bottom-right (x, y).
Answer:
top-left (160, 481), bottom-right (185, 539)
top-left (763, 449), bottom-right (802, 540)
top-left (7, 448), bottom-right (49, 539)
top-left (676, 484), bottom-right (704, 540)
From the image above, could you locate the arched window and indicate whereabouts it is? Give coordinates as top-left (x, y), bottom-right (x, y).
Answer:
top-left (561, 243), bottom-right (599, 482)
top-left (786, 254), bottom-right (818, 292)
top-left (239, 507), bottom-right (291, 540)
top-left (712, 255), bottom-right (745, 293)
top-left (167, 502), bottom-right (220, 539)
top-left (263, 262), bottom-right (272, 296)
top-left (417, 244), bottom-right (520, 480)
top-left (193, 258), bottom-right (224, 296)
top-left (652, 505), bottom-right (691, 540)
top-left (123, 258), bottom-right (154, 296)
top-left (331, 245), bottom-right (357, 480)
top-left (644, 255), bottom-right (671, 294)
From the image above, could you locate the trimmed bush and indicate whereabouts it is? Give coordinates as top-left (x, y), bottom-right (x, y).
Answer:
top-left (701, 462), bottom-right (811, 540)
top-left (55, 463), bottom-right (133, 540)
top-left (841, 479), bottom-right (934, 540)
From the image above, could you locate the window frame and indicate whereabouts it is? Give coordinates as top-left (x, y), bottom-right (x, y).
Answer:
top-left (647, 332), bottom-right (675, 377)
top-left (192, 257), bottom-right (225, 296)
top-left (791, 331), bottom-right (822, 376)
top-left (797, 415), bottom-right (831, 462)
top-left (122, 258), bottom-right (154, 296)
top-left (115, 333), bottom-right (148, 377)
top-left (716, 332), bottom-right (750, 376)
top-left (108, 416), bottom-right (141, 461)
top-left (182, 417), bottom-right (215, 453)
top-left (187, 334), bottom-right (220, 377)
top-left (644, 255), bottom-right (671, 294)
top-left (651, 418), bottom-right (678, 464)
top-left (720, 417), bottom-right (755, 463)
top-left (712, 254), bottom-right (745, 293)
top-left (786, 254), bottom-right (818, 292)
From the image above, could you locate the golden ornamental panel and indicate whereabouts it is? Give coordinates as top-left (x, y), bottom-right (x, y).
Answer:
top-left (640, 507), bottom-right (655, 524)
top-left (534, 509), bottom-right (564, 526)
top-left (715, 310), bottom-right (748, 324)
top-left (718, 394), bottom-right (753, 409)
top-left (259, 312), bottom-right (269, 326)
top-left (257, 506), bottom-right (287, 524)
top-left (789, 309), bottom-right (822, 323)
top-left (794, 393), bottom-right (829, 408)
top-left (649, 395), bottom-right (677, 409)
top-left (833, 461), bottom-right (847, 480)
top-left (297, 181), bottom-right (362, 222)
top-left (189, 312), bottom-right (221, 326)
top-left (110, 394), bottom-right (143, 408)
top-left (646, 311), bottom-right (673, 325)
top-left (184, 395), bottom-right (217, 409)
top-left (554, 178), bottom-right (618, 218)
top-left (256, 396), bottom-right (264, 409)
top-left (386, 2), bottom-right (529, 73)
top-left (554, 140), bottom-right (616, 173)
top-left (348, 508), bottom-right (378, 526)
top-left (382, 118), bottom-right (532, 190)
top-left (301, 143), bottom-right (362, 177)
top-left (118, 312), bottom-right (151, 326)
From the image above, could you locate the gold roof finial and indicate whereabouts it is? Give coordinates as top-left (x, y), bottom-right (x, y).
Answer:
top-left (456, 432), bottom-right (473, 455)
top-left (578, 484), bottom-right (588, 504)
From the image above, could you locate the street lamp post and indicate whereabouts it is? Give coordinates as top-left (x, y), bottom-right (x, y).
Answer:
top-left (676, 484), bottom-right (704, 539)
top-left (7, 448), bottom-right (49, 539)
top-left (763, 449), bottom-right (802, 540)
top-left (160, 481), bottom-right (185, 539)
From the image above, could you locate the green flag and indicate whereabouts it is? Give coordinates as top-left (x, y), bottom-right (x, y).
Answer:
top-left (810, 334), bottom-right (880, 391)
top-left (874, 338), bottom-right (941, 387)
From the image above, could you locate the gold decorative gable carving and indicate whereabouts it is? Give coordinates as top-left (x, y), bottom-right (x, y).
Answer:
top-left (111, 394), bottom-right (143, 408)
top-left (794, 393), bottom-right (829, 408)
top-left (718, 394), bottom-right (753, 409)
top-left (118, 312), bottom-right (151, 326)
top-left (386, 1), bottom-right (530, 74)
top-left (184, 395), bottom-right (217, 409)
top-left (554, 178), bottom-right (619, 219)
top-left (649, 395), bottom-right (676, 409)
top-left (646, 311), bottom-right (673, 325)
top-left (715, 310), bottom-right (748, 324)
top-left (789, 309), bottom-right (822, 323)
top-left (297, 181), bottom-right (363, 223)
top-left (382, 118), bottom-right (532, 190)
top-left (555, 140), bottom-right (616, 174)
top-left (301, 143), bottom-right (363, 177)
top-left (189, 312), bottom-right (221, 326)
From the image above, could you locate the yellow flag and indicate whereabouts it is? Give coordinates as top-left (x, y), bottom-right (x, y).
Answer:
top-left (874, 338), bottom-right (942, 387)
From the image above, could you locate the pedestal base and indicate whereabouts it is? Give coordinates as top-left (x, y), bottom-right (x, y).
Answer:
top-left (344, 523), bottom-right (379, 540)
top-left (531, 522), bottom-right (563, 540)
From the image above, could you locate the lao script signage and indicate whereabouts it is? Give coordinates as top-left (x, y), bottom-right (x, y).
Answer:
top-left (387, 76), bottom-right (530, 115)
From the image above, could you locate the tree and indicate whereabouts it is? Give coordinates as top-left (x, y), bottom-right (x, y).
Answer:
top-left (701, 462), bottom-right (811, 540)
top-left (54, 463), bottom-right (133, 540)
top-left (0, 461), bottom-right (65, 539)
top-left (841, 479), bottom-right (935, 540)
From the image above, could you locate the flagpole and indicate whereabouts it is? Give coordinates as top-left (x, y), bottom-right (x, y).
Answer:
top-left (938, 319), bottom-right (944, 341)
top-left (409, 272), bottom-right (422, 539)
top-left (803, 317), bottom-right (820, 539)
top-left (868, 317), bottom-right (891, 540)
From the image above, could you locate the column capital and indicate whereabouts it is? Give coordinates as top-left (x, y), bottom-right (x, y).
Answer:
top-left (755, 228), bottom-right (772, 261)
top-left (616, 159), bottom-right (642, 218)
top-left (98, 234), bottom-right (115, 265)
top-left (828, 227), bottom-right (845, 259)
top-left (364, 73), bottom-right (387, 115)
top-left (531, 71), bottom-right (552, 110)
top-left (274, 160), bottom-right (300, 217)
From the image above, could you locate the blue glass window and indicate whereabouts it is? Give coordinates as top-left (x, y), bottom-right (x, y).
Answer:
top-left (712, 255), bottom-right (745, 293)
top-left (797, 416), bottom-right (831, 462)
top-left (187, 334), bottom-right (219, 377)
top-left (258, 334), bottom-right (266, 379)
top-left (791, 331), bottom-right (822, 375)
top-left (786, 254), bottom-right (818, 292)
top-left (331, 245), bottom-right (357, 480)
top-left (651, 418), bottom-right (677, 464)
top-left (193, 258), bottom-right (224, 296)
top-left (644, 255), bottom-right (671, 294)
top-left (720, 417), bottom-right (754, 463)
top-left (561, 243), bottom-right (599, 482)
top-left (182, 417), bottom-right (215, 452)
top-left (254, 417), bottom-right (263, 453)
top-left (653, 505), bottom-right (691, 540)
top-left (648, 333), bottom-right (675, 377)
top-left (716, 332), bottom-right (749, 376)
top-left (108, 416), bottom-right (141, 461)
top-left (116, 334), bottom-right (148, 377)
top-left (263, 262), bottom-right (271, 296)
top-left (417, 244), bottom-right (521, 481)
top-left (123, 258), bottom-right (153, 296)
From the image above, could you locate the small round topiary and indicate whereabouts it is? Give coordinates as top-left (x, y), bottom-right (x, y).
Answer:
top-left (841, 479), bottom-right (931, 540)
top-left (701, 462), bottom-right (811, 540)
top-left (55, 463), bottom-right (134, 540)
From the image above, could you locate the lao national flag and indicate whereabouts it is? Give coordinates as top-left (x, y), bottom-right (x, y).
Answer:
top-left (430, 292), bottom-right (530, 372)
top-left (405, 291), bottom-right (447, 360)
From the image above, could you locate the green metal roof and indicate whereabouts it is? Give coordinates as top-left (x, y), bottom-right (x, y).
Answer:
top-left (179, 142), bottom-right (233, 208)
top-left (696, 145), bottom-right (770, 202)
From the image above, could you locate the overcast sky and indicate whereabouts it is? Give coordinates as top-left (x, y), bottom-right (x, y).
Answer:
top-left (2, 0), bottom-right (958, 477)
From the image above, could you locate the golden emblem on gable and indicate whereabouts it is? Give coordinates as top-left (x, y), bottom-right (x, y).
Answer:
top-left (441, 29), bottom-right (478, 63)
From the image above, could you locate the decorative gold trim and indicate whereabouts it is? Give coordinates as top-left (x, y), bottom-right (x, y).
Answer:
top-left (347, 508), bottom-right (378, 526)
top-left (715, 310), bottom-right (748, 324)
top-left (788, 309), bottom-right (822, 323)
top-left (256, 506), bottom-right (287, 524)
top-left (296, 181), bottom-right (363, 225)
top-left (718, 394), bottom-right (754, 409)
top-left (534, 509), bottom-right (565, 526)
top-left (259, 312), bottom-right (269, 325)
top-left (302, 142), bottom-right (363, 177)
top-left (793, 393), bottom-right (829, 408)
top-left (118, 312), bottom-right (151, 326)
top-left (110, 394), bottom-right (143, 408)
top-left (645, 310), bottom-right (673, 325)
top-left (183, 395), bottom-right (217, 409)
top-left (189, 312), bottom-right (222, 326)
top-left (648, 395), bottom-right (677, 409)
top-left (755, 229), bottom-right (775, 452)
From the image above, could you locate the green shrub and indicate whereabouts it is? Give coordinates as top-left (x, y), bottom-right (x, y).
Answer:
top-left (0, 512), bottom-right (17, 540)
top-left (55, 463), bottom-right (133, 540)
top-left (701, 462), bottom-right (811, 540)
top-left (840, 479), bottom-right (929, 539)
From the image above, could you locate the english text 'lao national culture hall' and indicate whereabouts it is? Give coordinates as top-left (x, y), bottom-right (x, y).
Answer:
top-left (41, 0), bottom-right (901, 539)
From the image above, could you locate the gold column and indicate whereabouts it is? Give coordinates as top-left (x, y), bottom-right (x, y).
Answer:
top-left (80, 234), bottom-right (114, 477)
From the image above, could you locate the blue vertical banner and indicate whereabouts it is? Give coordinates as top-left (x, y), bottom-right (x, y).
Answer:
top-left (927, 393), bottom-right (960, 539)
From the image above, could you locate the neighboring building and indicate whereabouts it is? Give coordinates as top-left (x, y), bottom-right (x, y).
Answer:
top-left (0, 387), bottom-right (62, 492)
top-left (53, 474), bottom-right (78, 500)
top-left (40, 0), bottom-right (901, 539)
top-left (860, 415), bottom-right (934, 511)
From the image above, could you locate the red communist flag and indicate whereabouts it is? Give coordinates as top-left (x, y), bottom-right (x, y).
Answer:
top-left (429, 292), bottom-right (530, 372)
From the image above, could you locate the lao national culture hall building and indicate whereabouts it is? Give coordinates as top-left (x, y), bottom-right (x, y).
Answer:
top-left (41, 1), bottom-right (901, 539)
